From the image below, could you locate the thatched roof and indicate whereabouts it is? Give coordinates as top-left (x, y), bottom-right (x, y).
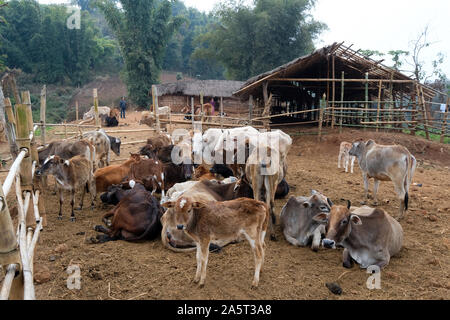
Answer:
top-left (155, 80), bottom-right (245, 98)
top-left (234, 42), bottom-right (441, 99)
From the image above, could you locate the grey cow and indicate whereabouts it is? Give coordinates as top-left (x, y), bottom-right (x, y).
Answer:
top-left (321, 203), bottom-right (403, 269)
top-left (280, 190), bottom-right (333, 251)
top-left (349, 140), bottom-right (416, 220)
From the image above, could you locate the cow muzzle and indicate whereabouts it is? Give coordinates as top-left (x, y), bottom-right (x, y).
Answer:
top-left (322, 239), bottom-right (336, 249)
top-left (177, 225), bottom-right (185, 231)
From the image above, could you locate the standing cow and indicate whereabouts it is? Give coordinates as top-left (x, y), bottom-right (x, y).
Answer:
top-left (349, 140), bottom-right (416, 220)
top-left (338, 141), bottom-right (356, 173)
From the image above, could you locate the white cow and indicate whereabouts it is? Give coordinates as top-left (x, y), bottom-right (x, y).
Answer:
top-left (83, 106), bottom-right (111, 121)
top-left (338, 141), bottom-right (356, 173)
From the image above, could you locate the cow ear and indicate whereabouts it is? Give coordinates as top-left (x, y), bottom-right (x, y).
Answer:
top-left (162, 201), bottom-right (175, 209)
top-left (350, 215), bottom-right (362, 225)
top-left (312, 213), bottom-right (328, 223)
top-left (311, 190), bottom-right (319, 196)
top-left (302, 201), bottom-right (311, 208)
top-left (192, 202), bottom-right (206, 209)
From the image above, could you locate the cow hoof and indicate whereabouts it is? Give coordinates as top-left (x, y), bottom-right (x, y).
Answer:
top-left (199, 283), bottom-right (205, 288)
top-left (74, 207), bottom-right (82, 211)
top-left (360, 201), bottom-right (368, 205)
top-left (94, 225), bottom-right (102, 232)
top-left (57, 216), bottom-right (63, 221)
top-left (312, 247), bottom-right (319, 253)
top-left (70, 217), bottom-right (76, 222)
top-left (270, 235), bottom-right (278, 242)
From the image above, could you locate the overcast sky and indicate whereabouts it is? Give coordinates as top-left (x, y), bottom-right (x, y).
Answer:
top-left (37, 0), bottom-right (450, 79)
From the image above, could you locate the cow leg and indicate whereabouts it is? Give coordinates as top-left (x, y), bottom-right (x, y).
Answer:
top-left (94, 225), bottom-right (111, 234)
top-left (361, 173), bottom-right (370, 204)
top-left (58, 188), bottom-right (64, 220)
top-left (344, 154), bottom-right (349, 173)
top-left (199, 239), bottom-right (210, 287)
top-left (194, 243), bottom-right (203, 284)
top-left (311, 225), bottom-right (325, 252)
top-left (77, 185), bottom-right (86, 212)
top-left (87, 181), bottom-right (96, 209)
top-left (95, 234), bottom-right (120, 243)
top-left (338, 152), bottom-right (342, 169)
top-left (350, 156), bottom-right (356, 174)
top-left (284, 232), bottom-right (302, 247)
top-left (394, 182), bottom-right (407, 220)
top-left (372, 179), bottom-right (380, 205)
top-left (343, 248), bottom-right (354, 269)
top-left (70, 189), bottom-right (77, 222)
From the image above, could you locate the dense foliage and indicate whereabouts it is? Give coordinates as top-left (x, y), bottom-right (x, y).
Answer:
top-left (192, 0), bottom-right (326, 80)
top-left (0, 0), bottom-right (121, 86)
top-left (95, 0), bottom-right (184, 107)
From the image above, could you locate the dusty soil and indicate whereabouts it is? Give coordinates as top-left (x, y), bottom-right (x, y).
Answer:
top-left (1, 113), bottom-right (449, 300)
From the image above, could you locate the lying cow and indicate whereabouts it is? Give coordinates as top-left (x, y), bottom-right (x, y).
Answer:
top-left (94, 181), bottom-right (163, 243)
top-left (162, 197), bottom-right (269, 288)
top-left (349, 140), bottom-right (416, 219)
top-left (321, 202), bottom-right (403, 269)
top-left (338, 141), bottom-right (356, 173)
top-left (83, 106), bottom-right (111, 121)
top-left (36, 155), bottom-right (95, 221)
top-left (161, 179), bottom-right (254, 253)
top-left (280, 190), bottom-right (333, 251)
top-left (95, 154), bottom-right (140, 193)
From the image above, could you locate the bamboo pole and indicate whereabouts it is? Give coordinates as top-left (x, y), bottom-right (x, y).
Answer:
top-left (339, 72), bottom-right (345, 134)
top-left (331, 54), bottom-right (336, 129)
top-left (40, 86), bottom-right (46, 146)
top-left (200, 92), bottom-right (204, 123)
top-left (220, 97), bottom-right (224, 129)
top-left (152, 85), bottom-right (160, 133)
top-left (75, 101), bottom-right (79, 122)
top-left (416, 84), bottom-right (430, 140)
top-left (191, 97), bottom-right (194, 128)
top-left (22, 92), bottom-right (39, 164)
top-left (248, 95), bottom-right (253, 125)
top-left (441, 98), bottom-right (449, 143)
top-left (376, 80), bottom-right (382, 132)
top-left (364, 72), bottom-right (369, 131)
top-left (54, 128), bottom-right (157, 135)
top-left (3, 97), bottom-right (19, 159)
top-left (93, 89), bottom-right (100, 128)
top-left (318, 94), bottom-right (326, 141)
top-left (410, 92), bottom-right (417, 136)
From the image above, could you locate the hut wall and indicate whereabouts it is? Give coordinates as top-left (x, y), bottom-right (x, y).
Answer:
top-left (159, 95), bottom-right (247, 115)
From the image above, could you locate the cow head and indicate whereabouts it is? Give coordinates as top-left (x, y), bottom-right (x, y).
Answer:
top-left (100, 184), bottom-right (123, 205)
top-left (322, 201), bottom-right (362, 249)
top-left (109, 136), bottom-right (121, 156)
top-left (349, 140), bottom-right (366, 157)
top-left (36, 155), bottom-right (68, 177)
top-left (160, 207), bottom-right (197, 250)
top-left (130, 153), bottom-right (142, 163)
top-left (172, 143), bottom-right (194, 180)
top-left (299, 190), bottom-right (333, 225)
top-left (139, 144), bottom-right (157, 160)
top-left (162, 197), bottom-right (205, 231)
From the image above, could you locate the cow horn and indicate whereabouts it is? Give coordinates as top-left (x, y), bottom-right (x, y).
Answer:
top-left (347, 200), bottom-right (351, 209)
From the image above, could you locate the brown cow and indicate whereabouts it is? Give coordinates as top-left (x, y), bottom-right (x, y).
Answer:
top-left (162, 197), bottom-right (269, 288)
top-left (194, 164), bottom-right (216, 181)
top-left (94, 154), bottom-right (140, 193)
top-left (129, 157), bottom-right (165, 196)
top-left (36, 155), bottom-right (95, 221)
top-left (146, 133), bottom-right (172, 151)
top-left (94, 182), bottom-right (163, 243)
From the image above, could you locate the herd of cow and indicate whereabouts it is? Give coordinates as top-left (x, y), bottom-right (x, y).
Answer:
top-left (34, 125), bottom-right (417, 288)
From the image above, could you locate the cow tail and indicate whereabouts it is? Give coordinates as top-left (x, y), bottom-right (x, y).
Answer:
top-left (404, 154), bottom-right (415, 211)
top-left (264, 175), bottom-right (276, 225)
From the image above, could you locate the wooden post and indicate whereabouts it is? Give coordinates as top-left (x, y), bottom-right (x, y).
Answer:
top-left (21, 92), bottom-right (38, 163)
top-left (331, 54), bottom-right (336, 129)
top-left (416, 84), bottom-right (430, 140)
top-left (262, 82), bottom-right (271, 130)
top-left (151, 85), bottom-right (160, 132)
top-left (376, 80), bottom-right (382, 132)
top-left (40, 86), bottom-right (46, 146)
top-left (93, 89), bottom-right (100, 128)
top-left (200, 93), bottom-right (204, 123)
top-left (364, 72), bottom-right (369, 131)
top-left (75, 100), bottom-right (79, 122)
top-left (318, 94), bottom-right (326, 141)
top-left (409, 92), bottom-right (417, 136)
top-left (248, 95), bottom-right (253, 125)
top-left (220, 96), bottom-right (224, 129)
top-left (191, 97), bottom-right (194, 128)
top-left (339, 72), bottom-right (344, 133)
top-left (440, 97), bottom-right (449, 143)
top-left (3, 97), bottom-right (19, 159)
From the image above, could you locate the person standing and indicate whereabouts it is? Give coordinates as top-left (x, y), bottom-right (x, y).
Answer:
top-left (209, 97), bottom-right (216, 116)
top-left (119, 97), bottom-right (127, 119)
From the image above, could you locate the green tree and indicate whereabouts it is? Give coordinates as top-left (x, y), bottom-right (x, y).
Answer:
top-left (193, 0), bottom-right (326, 80)
top-left (95, 0), bottom-right (184, 107)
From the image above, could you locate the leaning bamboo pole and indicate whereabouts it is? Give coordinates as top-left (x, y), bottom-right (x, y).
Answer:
top-left (440, 98), bottom-right (449, 143)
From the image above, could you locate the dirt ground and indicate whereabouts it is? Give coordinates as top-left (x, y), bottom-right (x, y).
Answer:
top-left (1, 111), bottom-right (449, 300)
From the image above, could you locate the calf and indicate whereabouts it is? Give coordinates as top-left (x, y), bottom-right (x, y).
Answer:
top-left (321, 203), bottom-right (403, 269)
top-left (107, 135), bottom-right (121, 157)
top-left (94, 182), bottom-right (163, 243)
top-left (105, 116), bottom-right (119, 127)
top-left (129, 157), bottom-right (165, 196)
top-left (94, 154), bottom-right (140, 193)
top-left (83, 106), bottom-right (111, 121)
top-left (349, 140), bottom-right (416, 219)
top-left (280, 190), bottom-right (332, 251)
top-left (161, 178), bottom-right (254, 253)
top-left (338, 141), bottom-right (356, 173)
top-left (162, 197), bottom-right (269, 288)
top-left (36, 155), bottom-right (95, 221)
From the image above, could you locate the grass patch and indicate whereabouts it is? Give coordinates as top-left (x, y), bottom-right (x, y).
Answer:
top-left (403, 130), bottom-right (449, 144)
